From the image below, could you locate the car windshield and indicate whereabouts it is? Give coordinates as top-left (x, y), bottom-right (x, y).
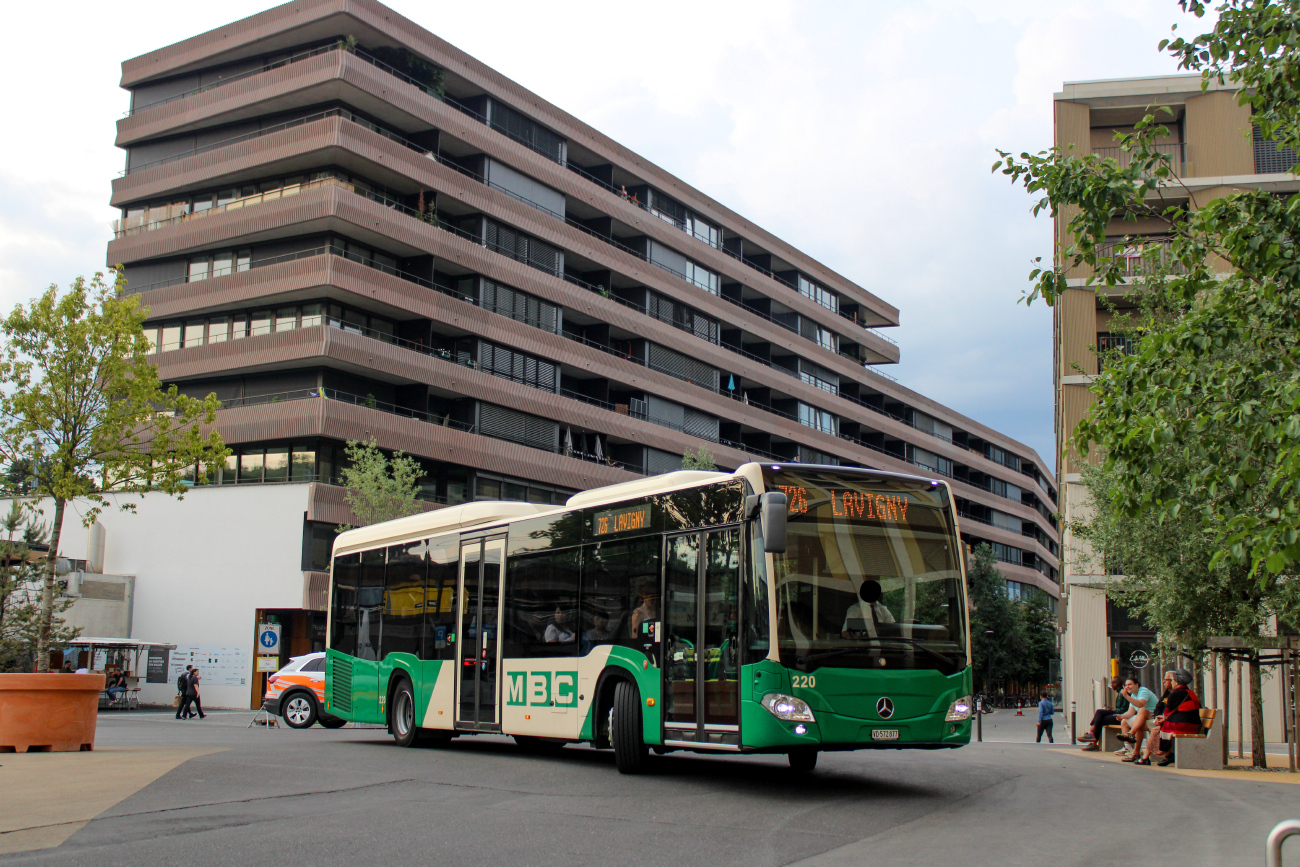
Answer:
top-left (764, 468), bottom-right (967, 674)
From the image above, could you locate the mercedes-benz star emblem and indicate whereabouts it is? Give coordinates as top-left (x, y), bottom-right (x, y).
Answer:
top-left (876, 697), bottom-right (895, 719)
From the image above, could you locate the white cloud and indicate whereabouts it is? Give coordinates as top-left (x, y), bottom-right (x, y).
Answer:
top-left (0, 0), bottom-right (1214, 473)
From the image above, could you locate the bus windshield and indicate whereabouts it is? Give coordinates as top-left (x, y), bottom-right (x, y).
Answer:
top-left (764, 468), bottom-right (967, 674)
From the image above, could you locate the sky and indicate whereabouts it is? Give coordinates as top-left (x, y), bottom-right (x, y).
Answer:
top-left (0, 0), bottom-right (1206, 474)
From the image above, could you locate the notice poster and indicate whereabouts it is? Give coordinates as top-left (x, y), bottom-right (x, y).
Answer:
top-left (146, 647), bottom-right (170, 683)
top-left (167, 645), bottom-right (251, 687)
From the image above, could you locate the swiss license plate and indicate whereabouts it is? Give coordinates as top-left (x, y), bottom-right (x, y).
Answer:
top-left (871, 729), bottom-right (900, 741)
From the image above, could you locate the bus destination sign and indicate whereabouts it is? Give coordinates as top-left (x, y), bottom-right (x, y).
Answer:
top-left (593, 504), bottom-right (651, 536)
top-left (777, 485), bottom-right (910, 523)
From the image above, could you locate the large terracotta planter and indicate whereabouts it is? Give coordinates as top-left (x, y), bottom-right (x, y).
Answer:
top-left (0, 673), bottom-right (104, 752)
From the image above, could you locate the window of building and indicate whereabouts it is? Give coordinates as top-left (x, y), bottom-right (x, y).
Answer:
top-left (683, 260), bottom-right (719, 295)
top-left (145, 300), bottom-right (396, 354)
top-left (797, 275), bottom-right (838, 312)
top-left (797, 359), bottom-right (839, 394)
top-left (797, 403), bottom-right (837, 436)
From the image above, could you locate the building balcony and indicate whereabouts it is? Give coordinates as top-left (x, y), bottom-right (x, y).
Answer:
top-left (1092, 142), bottom-right (1185, 177)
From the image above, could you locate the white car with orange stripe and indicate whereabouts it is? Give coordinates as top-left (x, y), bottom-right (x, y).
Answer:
top-left (263, 652), bottom-right (347, 729)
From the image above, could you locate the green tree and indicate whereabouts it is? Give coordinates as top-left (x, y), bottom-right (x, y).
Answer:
top-left (0, 501), bottom-right (77, 672)
top-left (967, 544), bottom-right (1025, 693)
top-left (0, 272), bottom-right (227, 672)
top-left (681, 447), bottom-right (717, 471)
top-left (1016, 591), bottom-right (1059, 689)
top-left (994, 0), bottom-right (1300, 584)
top-left (337, 439), bottom-right (422, 528)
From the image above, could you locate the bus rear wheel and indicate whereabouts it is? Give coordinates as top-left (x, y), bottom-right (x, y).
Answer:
top-left (788, 747), bottom-right (818, 772)
top-left (390, 681), bottom-right (418, 748)
top-left (611, 680), bottom-right (649, 774)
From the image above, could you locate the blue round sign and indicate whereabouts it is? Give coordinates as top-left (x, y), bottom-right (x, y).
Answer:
top-left (259, 630), bottom-right (278, 649)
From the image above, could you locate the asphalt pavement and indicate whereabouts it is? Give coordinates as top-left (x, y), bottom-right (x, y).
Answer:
top-left (2, 708), bottom-right (1298, 867)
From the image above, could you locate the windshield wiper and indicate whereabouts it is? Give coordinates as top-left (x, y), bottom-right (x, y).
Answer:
top-left (796, 637), bottom-right (958, 667)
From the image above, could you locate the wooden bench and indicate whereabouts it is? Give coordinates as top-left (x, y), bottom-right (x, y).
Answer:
top-left (1169, 708), bottom-right (1219, 770)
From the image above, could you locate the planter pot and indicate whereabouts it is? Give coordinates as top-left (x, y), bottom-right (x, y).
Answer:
top-left (0, 673), bottom-right (105, 753)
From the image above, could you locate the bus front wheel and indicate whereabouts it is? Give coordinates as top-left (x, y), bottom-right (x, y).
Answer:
top-left (390, 680), bottom-right (418, 748)
top-left (788, 747), bottom-right (818, 772)
top-left (611, 681), bottom-right (649, 774)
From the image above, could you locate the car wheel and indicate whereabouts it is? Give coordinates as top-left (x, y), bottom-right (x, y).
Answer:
top-left (611, 680), bottom-right (649, 774)
top-left (282, 693), bottom-right (317, 729)
top-left (788, 747), bottom-right (818, 772)
top-left (390, 680), bottom-right (418, 747)
top-left (319, 717), bottom-right (347, 729)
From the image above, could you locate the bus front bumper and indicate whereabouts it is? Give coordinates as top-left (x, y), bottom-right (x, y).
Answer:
top-left (741, 701), bottom-right (972, 750)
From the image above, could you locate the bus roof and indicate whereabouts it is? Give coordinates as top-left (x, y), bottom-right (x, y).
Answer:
top-left (331, 463), bottom-right (944, 557)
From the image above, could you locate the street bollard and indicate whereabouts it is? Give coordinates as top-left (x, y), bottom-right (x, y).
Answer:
top-left (976, 697), bottom-right (983, 742)
top-left (1070, 700), bottom-right (1077, 745)
top-left (1266, 818), bottom-right (1300, 867)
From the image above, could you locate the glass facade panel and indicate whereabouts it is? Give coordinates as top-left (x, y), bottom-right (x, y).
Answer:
top-left (213, 251), bottom-right (233, 278)
top-left (264, 446), bottom-right (289, 483)
top-left (161, 324), bottom-right (181, 352)
top-left (188, 258), bottom-right (210, 282)
top-left (301, 303), bottom-right (323, 328)
top-left (207, 317), bottom-right (229, 343)
top-left (239, 450), bottom-right (264, 483)
top-left (290, 443), bottom-right (315, 481)
top-left (276, 308), bottom-right (297, 332)
top-left (184, 320), bottom-right (205, 348)
top-left (250, 311), bottom-right (272, 336)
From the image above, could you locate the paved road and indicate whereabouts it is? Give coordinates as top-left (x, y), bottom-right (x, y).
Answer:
top-left (2, 710), bottom-right (1297, 867)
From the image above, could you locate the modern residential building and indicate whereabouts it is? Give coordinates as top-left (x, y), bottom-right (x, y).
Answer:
top-left (100, 0), bottom-right (1057, 706)
top-left (1053, 74), bottom-right (1295, 741)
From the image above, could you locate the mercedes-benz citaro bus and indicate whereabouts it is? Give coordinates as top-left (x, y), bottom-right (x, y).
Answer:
top-left (324, 462), bottom-right (972, 772)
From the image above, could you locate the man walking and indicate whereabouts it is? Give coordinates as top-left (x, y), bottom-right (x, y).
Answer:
top-left (175, 665), bottom-right (194, 720)
top-left (1035, 691), bottom-right (1055, 743)
top-left (188, 667), bottom-right (206, 719)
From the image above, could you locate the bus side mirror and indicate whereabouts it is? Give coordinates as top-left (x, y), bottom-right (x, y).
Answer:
top-left (760, 492), bottom-right (787, 554)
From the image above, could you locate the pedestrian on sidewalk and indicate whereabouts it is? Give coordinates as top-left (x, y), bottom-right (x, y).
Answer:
top-left (1035, 691), bottom-right (1055, 743)
top-left (175, 665), bottom-right (194, 720)
top-left (189, 667), bottom-right (207, 719)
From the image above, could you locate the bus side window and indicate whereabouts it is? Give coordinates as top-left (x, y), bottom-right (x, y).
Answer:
top-left (424, 538), bottom-right (459, 660)
top-left (330, 553), bottom-right (361, 657)
top-left (744, 524), bottom-right (770, 662)
top-left (580, 536), bottom-right (660, 656)
top-left (382, 541), bottom-right (425, 659)
top-left (504, 548), bottom-right (580, 658)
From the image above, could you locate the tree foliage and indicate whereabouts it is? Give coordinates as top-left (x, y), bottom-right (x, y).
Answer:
top-left (967, 544), bottom-right (1057, 693)
top-left (681, 447), bottom-right (717, 471)
top-left (0, 502), bottom-right (77, 672)
top-left (337, 439), bottom-right (422, 529)
top-left (994, 0), bottom-right (1300, 583)
top-left (0, 272), bottom-right (227, 671)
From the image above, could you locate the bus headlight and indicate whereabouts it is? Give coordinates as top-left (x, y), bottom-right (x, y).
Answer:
top-left (945, 696), bottom-right (973, 721)
top-left (761, 692), bottom-right (816, 723)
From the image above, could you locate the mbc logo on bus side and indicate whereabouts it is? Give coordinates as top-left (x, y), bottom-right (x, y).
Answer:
top-left (506, 671), bottom-right (578, 708)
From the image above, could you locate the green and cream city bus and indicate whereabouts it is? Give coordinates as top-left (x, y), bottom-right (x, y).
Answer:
top-left (324, 462), bottom-right (972, 772)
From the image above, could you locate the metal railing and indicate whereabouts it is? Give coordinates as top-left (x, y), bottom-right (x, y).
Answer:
top-left (124, 42), bottom-right (344, 117)
top-left (1092, 142), bottom-right (1185, 176)
top-left (1093, 237), bottom-right (1185, 276)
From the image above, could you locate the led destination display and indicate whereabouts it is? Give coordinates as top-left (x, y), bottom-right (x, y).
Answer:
top-left (778, 485), bottom-right (912, 523)
top-left (592, 503), bottom-right (651, 536)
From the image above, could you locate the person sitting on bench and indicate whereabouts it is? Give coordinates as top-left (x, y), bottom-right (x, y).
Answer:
top-left (105, 669), bottom-right (127, 702)
top-left (1080, 675), bottom-right (1130, 751)
top-left (1115, 675), bottom-right (1159, 754)
top-left (1134, 668), bottom-right (1201, 766)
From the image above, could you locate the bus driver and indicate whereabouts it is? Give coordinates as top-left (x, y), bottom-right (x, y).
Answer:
top-left (841, 579), bottom-right (896, 639)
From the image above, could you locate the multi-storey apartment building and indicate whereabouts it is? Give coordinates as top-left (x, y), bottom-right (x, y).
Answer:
top-left (1054, 74), bottom-right (1295, 739)
top-left (103, 0), bottom-right (1058, 707)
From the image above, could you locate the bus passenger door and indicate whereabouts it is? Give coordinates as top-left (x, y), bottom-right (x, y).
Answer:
top-left (456, 536), bottom-right (505, 730)
top-left (662, 527), bottom-right (741, 747)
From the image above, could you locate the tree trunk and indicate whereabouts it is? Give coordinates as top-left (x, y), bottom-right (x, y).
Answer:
top-left (34, 497), bottom-right (65, 673)
top-left (1249, 650), bottom-right (1267, 769)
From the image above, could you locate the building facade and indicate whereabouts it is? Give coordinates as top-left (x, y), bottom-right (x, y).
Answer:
top-left (1054, 74), bottom-right (1295, 740)
top-left (102, 0), bottom-right (1057, 706)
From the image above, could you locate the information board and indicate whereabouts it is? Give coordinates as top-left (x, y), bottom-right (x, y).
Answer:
top-left (167, 645), bottom-right (251, 687)
top-left (146, 647), bottom-right (170, 683)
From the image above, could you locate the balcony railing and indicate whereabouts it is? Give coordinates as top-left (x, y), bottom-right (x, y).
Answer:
top-left (1092, 142), bottom-right (1185, 176)
top-left (1093, 237), bottom-right (1185, 277)
top-left (215, 386), bottom-right (644, 474)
